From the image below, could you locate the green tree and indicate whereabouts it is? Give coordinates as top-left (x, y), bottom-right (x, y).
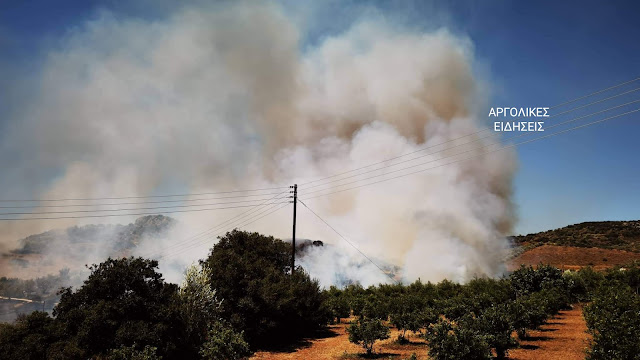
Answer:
top-left (510, 264), bottom-right (564, 297)
top-left (107, 344), bottom-right (162, 360)
top-left (199, 321), bottom-right (251, 360)
top-left (508, 296), bottom-right (548, 339)
top-left (53, 257), bottom-right (189, 359)
top-left (389, 295), bottom-right (424, 342)
top-left (477, 305), bottom-right (517, 359)
top-left (584, 283), bottom-right (640, 360)
top-left (346, 317), bottom-right (391, 355)
top-left (179, 264), bottom-right (221, 348)
top-left (362, 294), bottom-right (389, 320)
top-left (425, 318), bottom-right (491, 360)
top-left (324, 286), bottom-right (351, 323)
top-left (0, 311), bottom-right (63, 360)
top-left (201, 230), bottom-right (330, 347)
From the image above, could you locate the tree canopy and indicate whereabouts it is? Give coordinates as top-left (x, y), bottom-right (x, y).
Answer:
top-left (201, 229), bottom-right (330, 347)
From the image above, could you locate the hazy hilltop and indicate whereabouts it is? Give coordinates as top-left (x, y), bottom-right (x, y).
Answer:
top-left (0, 215), bottom-right (178, 321)
top-left (0, 215), bottom-right (177, 282)
top-left (11, 215), bottom-right (176, 256)
top-left (512, 220), bottom-right (640, 252)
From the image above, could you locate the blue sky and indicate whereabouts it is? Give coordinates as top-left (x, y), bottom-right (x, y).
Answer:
top-left (0, 0), bottom-right (638, 235)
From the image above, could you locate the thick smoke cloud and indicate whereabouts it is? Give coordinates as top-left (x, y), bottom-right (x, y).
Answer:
top-left (0, 1), bottom-right (516, 286)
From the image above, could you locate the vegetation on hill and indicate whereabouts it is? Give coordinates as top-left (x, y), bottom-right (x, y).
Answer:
top-left (12, 215), bottom-right (176, 255)
top-left (511, 220), bottom-right (640, 252)
top-left (0, 269), bottom-right (71, 301)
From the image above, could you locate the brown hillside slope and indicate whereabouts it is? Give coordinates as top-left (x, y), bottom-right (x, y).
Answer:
top-left (508, 244), bottom-right (640, 271)
top-left (512, 220), bottom-right (640, 252)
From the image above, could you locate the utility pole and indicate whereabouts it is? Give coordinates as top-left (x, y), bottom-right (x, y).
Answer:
top-left (290, 184), bottom-right (297, 274)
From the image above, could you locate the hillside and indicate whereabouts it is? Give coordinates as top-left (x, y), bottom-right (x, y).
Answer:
top-left (511, 220), bottom-right (640, 252)
top-left (509, 220), bottom-right (640, 270)
top-left (11, 215), bottom-right (176, 256)
top-left (0, 215), bottom-right (178, 321)
top-left (1, 215), bottom-right (177, 283)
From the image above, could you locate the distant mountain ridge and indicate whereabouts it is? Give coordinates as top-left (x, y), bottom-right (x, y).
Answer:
top-left (511, 220), bottom-right (640, 252)
top-left (12, 215), bottom-right (176, 255)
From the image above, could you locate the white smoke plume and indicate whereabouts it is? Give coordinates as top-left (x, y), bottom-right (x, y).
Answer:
top-left (0, 1), bottom-right (516, 286)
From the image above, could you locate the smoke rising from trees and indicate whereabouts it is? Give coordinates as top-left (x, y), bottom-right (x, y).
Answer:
top-left (0, 1), bottom-right (516, 285)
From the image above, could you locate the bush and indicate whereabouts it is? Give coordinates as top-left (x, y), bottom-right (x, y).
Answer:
top-left (389, 295), bottom-right (424, 341)
top-left (425, 317), bottom-right (491, 360)
top-left (179, 264), bottom-right (221, 350)
top-left (202, 230), bottom-right (330, 347)
top-left (362, 294), bottom-right (389, 320)
top-left (508, 297), bottom-right (547, 339)
top-left (346, 317), bottom-right (390, 355)
top-left (477, 305), bottom-right (517, 359)
top-left (510, 264), bottom-right (563, 296)
top-left (199, 321), bottom-right (251, 360)
top-left (438, 296), bottom-right (469, 320)
top-left (0, 311), bottom-right (65, 360)
top-left (584, 284), bottom-right (640, 360)
top-left (107, 344), bottom-right (161, 360)
top-left (324, 286), bottom-right (351, 323)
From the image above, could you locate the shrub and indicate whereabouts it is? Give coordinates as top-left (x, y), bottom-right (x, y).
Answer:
top-left (477, 305), bottom-right (517, 359)
top-left (107, 344), bottom-right (161, 360)
top-left (508, 296), bottom-right (548, 339)
top-left (0, 311), bottom-right (65, 360)
top-left (438, 296), bottom-right (469, 320)
top-left (346, 317), bottom-right (390, 355)
top-left (584, 284), bottom-right (640, 360)
top-left (425, 317), bottom-right (491, 360)
top-left (510, 264), bottom-right (563, 296)
top-left (199, 321), bottom-right (251, 360)
top-left (389, 295), bottom-right (424, 341)
top-left (362, 295), bottom-right (389, 320)
top-left (324, 286), bottom-right (351, 323)
top-left (179, 264), bottom-right (221, 349)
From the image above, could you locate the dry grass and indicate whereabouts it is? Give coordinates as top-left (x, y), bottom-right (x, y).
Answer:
top-left (251, 318), bottom-right (428, 360)
top-left (508, 244), bottom-right (640, 271)
top-left (507, 304), bottom-right (590, 360)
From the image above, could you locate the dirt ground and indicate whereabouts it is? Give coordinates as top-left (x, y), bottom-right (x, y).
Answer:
top-left (251, 320), bottom-right (429, 360)
top-left (508, 244), bottom-right (640, 271)
top-left (251, 305), bottom-right (590, 360)
top-left (507, 304), bottom-right (590, 360)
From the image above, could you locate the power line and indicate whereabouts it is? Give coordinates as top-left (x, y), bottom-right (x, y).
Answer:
top-left (302, 98), bottom-right (640, 193)
top-left (299, 78), bottom-right (640, 187)
top-left (0, 197), bottom-right (292, 216)
top-left (0, 202), bottom-right (290, 221)
top-left (1, 77), bottom-right (637, 210)
top-left (302, 103), bottom-right (640, 196)
top-left (162, 202), bottom-right (291, 260)
top-left (549, 77), bottom-right (639, 109)
top-left (143, 190), bottom-right (291, 259)
top-left (0, 193), bottom-right (295, 209)
top-left (303, 108), bottom-right (639, 199)
top-left (158, 202), bottom-right (291, 260)
top-left (298, 199), bottom-right (399, 284)
top-left (0, 186), bottom-right (288, 203)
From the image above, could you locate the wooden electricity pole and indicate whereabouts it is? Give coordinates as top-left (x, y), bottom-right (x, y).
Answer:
top-left (291, 184), bottom-right (297, 274)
